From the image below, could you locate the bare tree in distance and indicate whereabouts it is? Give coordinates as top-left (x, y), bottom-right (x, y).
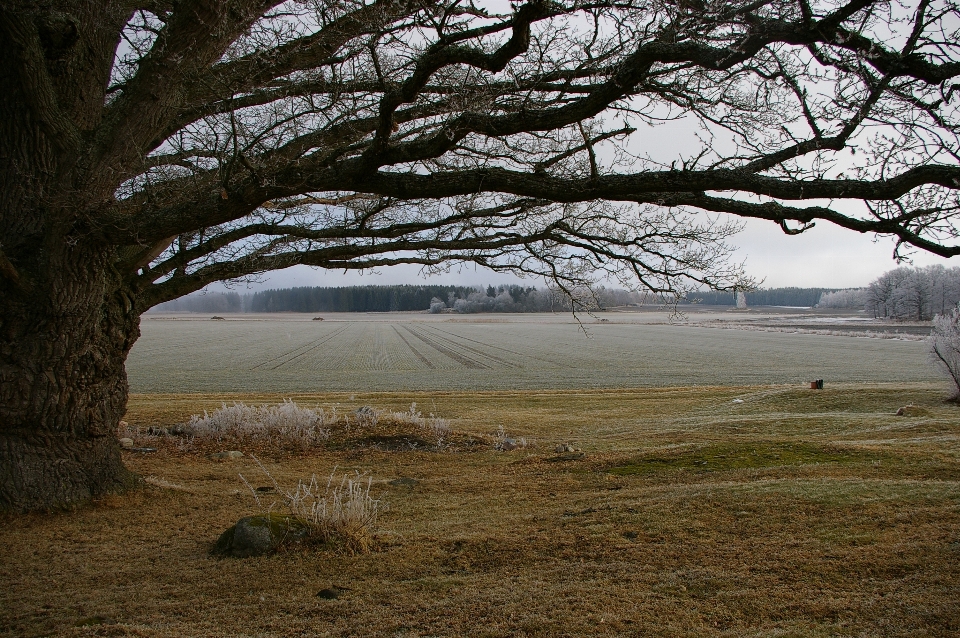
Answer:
top-left (2, 0), bottom-right (960, 510)
top-left (929, 304), bottom-right (960, 400)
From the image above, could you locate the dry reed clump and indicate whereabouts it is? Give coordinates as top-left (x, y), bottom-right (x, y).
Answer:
top-left (188, 400), bottom-right (333, 449)
top-left (242, 460), bottom-right (382, 554)
top-left (492, 424), bottom-right (530, 451)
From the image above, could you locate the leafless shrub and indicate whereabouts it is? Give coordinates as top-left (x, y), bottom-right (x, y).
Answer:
top-left (387, 403), bottom-right (452, 448)
top-left (352, 406), bottom-right (379, 429)
top-left (929, 304), bottom-right (960, 400)
top-left (492, 424), bottom-right (530, 451)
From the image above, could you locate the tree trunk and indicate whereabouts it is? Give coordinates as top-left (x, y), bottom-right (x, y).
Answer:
top-left (0, 242), bottom-right (141, 511)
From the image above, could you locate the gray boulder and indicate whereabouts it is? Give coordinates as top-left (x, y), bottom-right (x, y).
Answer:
top-left (213, 513), bottom-right (310, 557)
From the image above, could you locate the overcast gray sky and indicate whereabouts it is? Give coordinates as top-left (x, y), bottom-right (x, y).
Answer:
top-left (211, 43), bottom-right (957, 295)
top-left (210, 221), bottom-right (952, 294)
top-left (214, 117), bottom-right (956, 294)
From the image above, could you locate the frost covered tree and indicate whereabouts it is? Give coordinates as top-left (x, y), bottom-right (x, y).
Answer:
top-left (929, 304), bottom-right (960, 399)
top-left (866, 266), bottom-right (960, 319)
top-left (3, 0), bottom-right (960, 510)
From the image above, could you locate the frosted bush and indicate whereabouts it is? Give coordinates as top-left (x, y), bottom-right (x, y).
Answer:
top-left (929, 304), bottom-right (960, 399)
top-left (388, 402), bottom-right (451, 446)
top-left (188, 400), bottom-right (332, 446)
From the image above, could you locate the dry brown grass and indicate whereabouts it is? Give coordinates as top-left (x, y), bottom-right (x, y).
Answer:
top-left (2, 384), bottom-right (959, 637)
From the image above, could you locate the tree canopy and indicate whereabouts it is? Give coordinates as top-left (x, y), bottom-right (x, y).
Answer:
top-left (2, 0), bottom-right (960, 511)
top-left (5, 0), bottom-right (960, 306)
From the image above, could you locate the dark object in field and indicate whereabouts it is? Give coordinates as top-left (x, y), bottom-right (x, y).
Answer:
top-left (211, 316), bottom-right (225, 320)
top-left (316, 585), bottom-right (351, 599)
top-left (809, 379), bottom-right (824, 389)
top-left (312, 317), bottom-right (324, 321)
top-left (255, 486), bottom-right (275, 493)
top-left (389, 477), bottom-right (418, 488)
top-left (129, 447), bottom-right (157, 453)
top-left (213, 513), bottom-right (309, 557)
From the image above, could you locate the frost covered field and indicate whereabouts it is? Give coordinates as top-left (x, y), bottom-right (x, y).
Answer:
top-left (127, 312), bottom-right (940, 393)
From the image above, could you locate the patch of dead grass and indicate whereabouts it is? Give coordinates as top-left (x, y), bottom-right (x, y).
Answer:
top-left (2, 384), bottom-right (958, 637)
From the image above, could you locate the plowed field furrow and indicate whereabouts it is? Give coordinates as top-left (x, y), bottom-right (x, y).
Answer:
top-left (370, 326), bottom-right (393, 371)
top-left (429, 325), bottom-right (565, 366)
top-left (260, 325), bottom-right (351, 370)
top-left (418, 325), bottom-right (525, 368)
top-left (453, 325), bottom-right (593, 368)
top-left (402, 325), bottom-right (488, 369)
top-left (408, 326), bottom-right (510, 369)
top-left (392, 326), bottom-right (435, 369)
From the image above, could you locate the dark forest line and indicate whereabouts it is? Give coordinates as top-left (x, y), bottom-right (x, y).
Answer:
top-left (150, 284), bottom-right (841, 314)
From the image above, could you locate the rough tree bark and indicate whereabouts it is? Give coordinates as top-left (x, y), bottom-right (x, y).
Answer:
top-left (0, 228), bottom-right (143, 509)
top-left (0, 2), bottom-right (140, 510)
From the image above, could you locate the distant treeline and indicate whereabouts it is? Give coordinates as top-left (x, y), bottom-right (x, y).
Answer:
top-left (682, 287), bottom-right (837, 307)
top-left (250, 285), bottom-right (479, 313)
top-left (810, 265), bottom-right (960, 319)
top-left (864, 265), bottom-right (960, 320)
top-left (151, 284), bottom-right (846, 313)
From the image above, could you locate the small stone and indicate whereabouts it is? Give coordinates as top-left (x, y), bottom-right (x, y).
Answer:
top-left (555, 444), bottom-right (567, 453)
top-left (732, 399), bottom-right (744, 404)
top-left (316, 588), bottom-right (339, 599)
top-left (389, 477), bottom-right (418, 488)
top-left (118, 420), bottom-right (128, 429)
top-left (168, 423), bottom-right (194, 436)
top-left (119, 438), bottom-right (134, 449)
top-left (210, 450), bottom-right (244, 460)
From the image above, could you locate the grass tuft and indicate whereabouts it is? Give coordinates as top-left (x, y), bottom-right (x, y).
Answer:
top-left (242, 459), bottom-right (382, 554)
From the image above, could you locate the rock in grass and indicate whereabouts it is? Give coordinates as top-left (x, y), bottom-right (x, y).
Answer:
top-left (209, 450), bottom-right (244, 460)
top-left (213, 513), bottom-right (310, 557)
top-left (316, 585), bottom-right (351, 599)
top-left (119, 437), bottom-right (134, 449)
top-left (896, 405), bottom-right (931, 417)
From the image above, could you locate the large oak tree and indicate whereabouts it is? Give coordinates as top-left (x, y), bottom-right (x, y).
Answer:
top-left (1, 0), bottom-right (958, 511)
